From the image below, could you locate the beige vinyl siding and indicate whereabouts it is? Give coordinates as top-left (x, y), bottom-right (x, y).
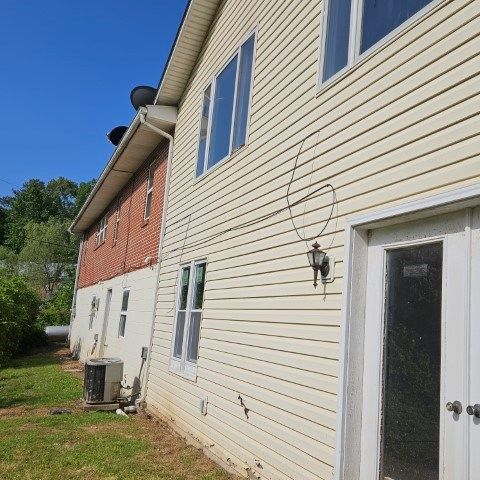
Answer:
top-left (146, 0), bottom-right (480, 478)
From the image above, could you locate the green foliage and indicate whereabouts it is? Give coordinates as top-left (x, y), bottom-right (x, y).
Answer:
top-left (2, 177), bottom-right (95, 252)
top-left (0, 272), bottom-right (41, 367)
top-left (19, 218), bottom-right (78, 297)
top-left (0, 245), bottom-right (19, 274)
top-left (37, 280), bottom-right (74, 329)
top-left (0, 175), bottom-right (95, 357)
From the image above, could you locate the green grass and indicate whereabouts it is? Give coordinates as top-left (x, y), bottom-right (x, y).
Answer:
top-left (0, 349), bottom-right (233, 480)
top-left (0, 350), bottom-right (82, 409)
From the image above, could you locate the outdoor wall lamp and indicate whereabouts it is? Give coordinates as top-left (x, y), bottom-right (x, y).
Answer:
top-left (307, 241), bottom-right (330, 288)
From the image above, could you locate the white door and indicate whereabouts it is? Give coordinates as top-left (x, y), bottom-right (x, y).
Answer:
top-left (468, 208), bottom-right (480, 478)
top-left (98, 289), bottom-right (112, 358)
top-left (360, 208), bottom-right (479, 480)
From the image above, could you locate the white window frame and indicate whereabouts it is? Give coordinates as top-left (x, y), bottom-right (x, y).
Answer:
top-left (113, 202), bottom-right (120, 245)
top-left (170, 260), bottom-right (207, 380)
top-left (118, 288), bottom-right (130, 338)
top-left (96, 214), bottom-right (107, 245)
top-left (194, 29), bottom-right (257, 180)
top-left (144, 164), bottom-right (154, 220)
top-left (318, 0), bottom-right (445, 91)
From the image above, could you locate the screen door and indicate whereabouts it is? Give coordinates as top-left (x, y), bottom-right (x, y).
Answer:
top-left (360, 211), bottom-right (470, 480)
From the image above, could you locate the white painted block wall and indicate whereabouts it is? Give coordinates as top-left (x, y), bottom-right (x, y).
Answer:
top-left (70, 265), bottom-right (157, 391)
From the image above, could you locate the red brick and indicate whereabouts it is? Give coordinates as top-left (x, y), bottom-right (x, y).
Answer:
top-left (77, 142), bottom-right (168, 288)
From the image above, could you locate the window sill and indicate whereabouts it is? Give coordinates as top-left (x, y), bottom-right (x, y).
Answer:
top-left (141, 217), bottom-right (150, 228)
top-left (194, 144), bottom-right (247, 184)
top-left (315, 0), bottom-right (446, 98)
top-left (169, 359), bottom-right (198, 382)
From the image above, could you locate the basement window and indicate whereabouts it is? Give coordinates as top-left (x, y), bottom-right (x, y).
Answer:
top-left (118, 289), bottom-right (130, 338)
top-left (96, 215), bottom-right (107, 245)
top-left (319, 0), bottom-right (438, 86)
top-left (170, 261), bottom-right (207, 379)
top-left (144, 165), bottom-right (154, 220)
top-left (195, 32), bottom-right (256, 177)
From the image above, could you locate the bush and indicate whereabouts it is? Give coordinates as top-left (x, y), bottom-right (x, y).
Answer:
top-left (0, 272), bottom-right (42, 367)
top-left (37, 280), bottom-right (73, 329)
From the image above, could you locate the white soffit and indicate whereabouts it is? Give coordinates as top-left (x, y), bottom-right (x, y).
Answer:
top-left (70, 106), bottom-right (177, 234)
top-left (155, 0), bottom-right (221, 106)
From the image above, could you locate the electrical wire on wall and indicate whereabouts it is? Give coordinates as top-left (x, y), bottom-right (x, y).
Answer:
top-left (158, 132), bottom-right (339, 263)
top-left (286, 137), bottom-right (337, 248)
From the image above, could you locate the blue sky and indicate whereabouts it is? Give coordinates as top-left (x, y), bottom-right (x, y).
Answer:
top-left (0, 0), bottom-right (188, 197)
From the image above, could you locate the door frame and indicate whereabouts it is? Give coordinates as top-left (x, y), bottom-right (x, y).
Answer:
top-left (334, 183), bottom-right (480, 480)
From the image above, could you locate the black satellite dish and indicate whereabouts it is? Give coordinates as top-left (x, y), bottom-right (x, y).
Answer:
top-left (130, 85), bottom-right (157, 110)
top-left (107, 126), bottom-right (128, 146)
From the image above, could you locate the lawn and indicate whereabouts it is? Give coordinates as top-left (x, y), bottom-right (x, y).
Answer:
top-left (0, 347), bottom-right (234, 480)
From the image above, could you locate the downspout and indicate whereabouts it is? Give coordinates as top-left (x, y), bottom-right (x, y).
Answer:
top-left (136, 107), bottom-right (174, 407)
top-left (68, 233), bottom-right (85, 346)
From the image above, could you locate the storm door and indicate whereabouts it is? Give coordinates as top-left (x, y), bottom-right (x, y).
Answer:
top-left (360, 211), bottom-right (471, 480)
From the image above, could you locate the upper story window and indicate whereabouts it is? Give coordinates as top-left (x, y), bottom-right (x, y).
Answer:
top-left (96, 215), bottom-right (107, 245)
top-left (144, 165), bottom-right (154, 219)
top-left (320, 0), bottom-right (436, 84)
top-left (171, 261), bottom-right (207, 379)
top-left (195, 33), bottom-right (256, 178)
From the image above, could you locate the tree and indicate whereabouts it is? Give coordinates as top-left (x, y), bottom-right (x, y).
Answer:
top-left (3, 180), bottom-right (52, 252)
top-left (37, 279), bottom-right (74, 329)
top-left (0, 272), bottom-right (41, 367)
top-left (73, 179), bottom-right (96, 216)
top-left (18, 219), bottom-right (78, 298)
top-left (45, 177), bottom-right (78, 220)
top-left (1, 177), bottom-right (96, 252)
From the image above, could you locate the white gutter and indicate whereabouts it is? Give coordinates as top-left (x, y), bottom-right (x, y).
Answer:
top-left (136, 107), bottom-right (174, 406)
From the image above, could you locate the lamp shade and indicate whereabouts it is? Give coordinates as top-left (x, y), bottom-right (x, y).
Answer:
top-left (307, 242), bottom-right (327, 269)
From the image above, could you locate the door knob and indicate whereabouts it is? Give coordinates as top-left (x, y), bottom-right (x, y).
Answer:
top-left (446, 401), bottom-right (463, 415)
top-left (467, 404), bottom-right (480, 418)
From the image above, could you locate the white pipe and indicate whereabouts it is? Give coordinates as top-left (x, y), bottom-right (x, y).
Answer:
top-left (136, 108), bottom-right (174, 406)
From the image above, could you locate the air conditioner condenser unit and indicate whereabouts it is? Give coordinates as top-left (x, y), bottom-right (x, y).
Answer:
top-left (84, 357), bottom-right (123, 404)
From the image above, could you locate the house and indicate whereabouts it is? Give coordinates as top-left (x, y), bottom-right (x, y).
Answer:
top-left (141, 0), bottom-right (480, 479)
top-left (69, 105), bottom-right (176, 393)
top-left (72, 0), bottom-right (480, 478)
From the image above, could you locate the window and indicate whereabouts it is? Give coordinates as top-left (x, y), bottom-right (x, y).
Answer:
top-left (144, 165), bottom-right (154, 219)
top-left (113, 202), bottom-right (120, 244)
top-left (321, 0), bottom-right (437, 84)
top-left (171, 261), bottom-right (207, 378)
top-left (195, 33), bottom-right (256, 177)
top-left (118, 289), bottom-right (129, 337)
top-left (96, 215), bottom-right (107, 245)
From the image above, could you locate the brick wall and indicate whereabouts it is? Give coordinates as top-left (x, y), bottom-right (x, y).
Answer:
top-left (77, 141), bottom-right (168, 288)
